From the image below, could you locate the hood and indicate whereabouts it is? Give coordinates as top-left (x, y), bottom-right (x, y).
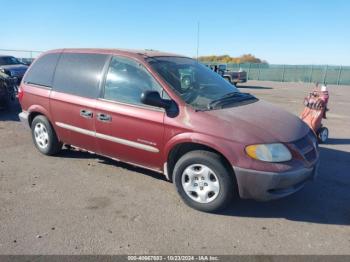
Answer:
top-left (0, 64), bottom-right (28, 77)
top-left (203, 100), bottom-right (309, 144)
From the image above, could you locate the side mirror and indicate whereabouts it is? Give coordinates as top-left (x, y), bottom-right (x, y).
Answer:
top-left (140, 90), bottom-right (178, 117)
top-left (141, 90), bottom-right (171, 109)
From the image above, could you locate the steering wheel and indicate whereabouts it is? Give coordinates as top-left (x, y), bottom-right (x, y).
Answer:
top-left (181, 84), bottom-right (215, 104)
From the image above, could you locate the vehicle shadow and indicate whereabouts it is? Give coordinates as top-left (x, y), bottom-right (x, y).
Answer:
top-left (56, 148), bottom-right (168, 182)
top-left (0, 100), bottom-right (21, 121)
top-left (57, 145), bottom-right (350, 225)
top-left (326, 138), bottom-right (350, 145)
top-left (218, 146), bottom-right (350, 226)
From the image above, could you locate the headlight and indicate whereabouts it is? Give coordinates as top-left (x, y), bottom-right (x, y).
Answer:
top-left (245, 143), bottom-right (292, 162)
top-left (0, 68), bottom-right (10, 76)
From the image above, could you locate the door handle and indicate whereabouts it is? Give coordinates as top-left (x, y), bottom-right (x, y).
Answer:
top-left (80, 109), bottom-right (93, 118)
top-left (97, 113), bottom-right (112, 122)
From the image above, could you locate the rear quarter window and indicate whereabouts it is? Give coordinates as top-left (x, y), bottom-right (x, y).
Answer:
top-left (23, 53), bottom-right (61, 87)
top-left (52, 53), bottom-right (108, 98)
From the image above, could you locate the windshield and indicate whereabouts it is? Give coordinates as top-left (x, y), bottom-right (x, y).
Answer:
top-left (147, 56), bottom-right (246, 110)
top-left (0, 56), bottom-right (21, 66)
top-left (218, 64), bottom-right (226, 71)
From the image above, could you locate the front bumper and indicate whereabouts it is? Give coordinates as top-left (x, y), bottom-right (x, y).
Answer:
top-left (234, 162), bottom-right (319, 201)
top-left (19, 111), bottom-right (30, 129)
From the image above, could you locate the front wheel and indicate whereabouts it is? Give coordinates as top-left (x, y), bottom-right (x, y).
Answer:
top-left (223, 76), bottom-right (232, 84)
top-left (31, 115), bottom-right (62, 155)
top-left (318, 127), bottom-right (329, 143)
top-left (173, 150), bottom-right (235, 212)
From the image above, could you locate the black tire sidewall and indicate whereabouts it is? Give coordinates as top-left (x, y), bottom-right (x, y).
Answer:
top-left (318, 127), bottom-right (329, 143)
top-left (224, 77), bottom-right (231, 83)
top-left (173, 151), bottom-right (234, 212)
top-left (31, 115), bottom-right (61, 155)
top-left (0, 86), bottom-right (9, 109)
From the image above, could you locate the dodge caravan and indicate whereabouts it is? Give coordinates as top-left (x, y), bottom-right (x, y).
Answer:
top-left (18, 49), bottom-right (319, 212)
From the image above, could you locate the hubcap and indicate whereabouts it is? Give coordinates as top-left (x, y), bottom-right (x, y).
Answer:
top-left (34, 123), bottom-right (49, 149)
top-left (181, 164), bottom-right (220, 204)
top-left (321, 129), bottom-right (328, 142)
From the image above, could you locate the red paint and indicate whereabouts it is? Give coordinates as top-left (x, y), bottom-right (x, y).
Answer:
top-left (19, 48), bottom-right (315, 175)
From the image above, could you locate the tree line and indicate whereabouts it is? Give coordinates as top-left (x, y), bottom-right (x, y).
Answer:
top-left (198, 54), bottom-right (267, 64)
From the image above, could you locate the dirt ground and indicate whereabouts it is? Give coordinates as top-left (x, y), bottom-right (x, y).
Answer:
top-left (0, 80), bottom-right (349, 255)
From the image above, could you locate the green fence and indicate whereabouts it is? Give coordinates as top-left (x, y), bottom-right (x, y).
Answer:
top-left (1, 49), bottom-right (349, 85)
top-left (224, 63), bottom-right (350, 86)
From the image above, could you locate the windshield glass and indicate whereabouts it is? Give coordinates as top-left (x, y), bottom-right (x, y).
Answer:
top-left (218, 64), bottom-right (226, 71)
top-left (147, 56), bottom-right (244, 110)
top-left (0, 56), bottom-right (21, 65)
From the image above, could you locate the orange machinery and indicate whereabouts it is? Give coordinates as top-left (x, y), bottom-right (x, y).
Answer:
top-left (300, 83), bottom-right (329, 143)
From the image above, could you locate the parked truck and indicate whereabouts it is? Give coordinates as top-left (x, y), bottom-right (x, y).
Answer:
top-left (205, 63), bottom-right (247, 86)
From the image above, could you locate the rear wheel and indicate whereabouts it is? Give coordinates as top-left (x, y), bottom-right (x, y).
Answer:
top-left (0, 82), bottom-right (9, 109)
top-left (173, 150), bottom-right (235, 212)
top-left (31, 115), bottom-right (62, 155)
top-left (318, 127), bottom-right (329, 143)
top-left (0, 96), bottom-right (8, 109)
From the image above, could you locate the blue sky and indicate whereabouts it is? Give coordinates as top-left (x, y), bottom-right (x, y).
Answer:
top-left (1, 0), bottom-right (349, 65)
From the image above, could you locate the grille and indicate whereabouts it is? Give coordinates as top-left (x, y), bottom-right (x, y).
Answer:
top-left (304, 148), bottom-right (317, 162)
top-left (294, 135), bottom-right (310, 149)
top-left (292, 131), bottom-right (318, 163)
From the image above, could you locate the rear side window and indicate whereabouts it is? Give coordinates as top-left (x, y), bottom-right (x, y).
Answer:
top-left (23, 53), bottom-right (60, 87)
top-left (53, 53), bottom-right (108, 98)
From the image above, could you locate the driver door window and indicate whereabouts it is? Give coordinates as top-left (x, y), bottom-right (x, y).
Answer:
top-left (103, 56), bottom-right (167, 106)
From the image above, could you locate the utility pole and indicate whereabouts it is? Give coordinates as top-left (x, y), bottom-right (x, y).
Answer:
top-left (196, 21), bottom-right (200, 61)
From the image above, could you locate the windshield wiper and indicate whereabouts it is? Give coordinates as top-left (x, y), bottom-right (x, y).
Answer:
top-left (208, 92), bottom-right (257, 110)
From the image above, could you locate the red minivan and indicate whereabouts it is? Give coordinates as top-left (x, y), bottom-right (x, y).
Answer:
top-left (18, 49), bottom-right (319, 212)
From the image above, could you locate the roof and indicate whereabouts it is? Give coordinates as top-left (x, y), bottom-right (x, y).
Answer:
top-left (45, 48), bottom-right (187, 60)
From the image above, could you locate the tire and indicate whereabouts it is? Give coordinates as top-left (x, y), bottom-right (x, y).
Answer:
top-left (318, 127), bottom-right (329, 143)
top-left (0, 97), bottom-right (8, 109)
top-left (223, 76), bottom-right (232, 83)
top-left (0, 84), bottom-right (9, 109)
top-left (31, 115), bottom-right (62, 155)
top-left (173, 150), bottom-right (235, 212)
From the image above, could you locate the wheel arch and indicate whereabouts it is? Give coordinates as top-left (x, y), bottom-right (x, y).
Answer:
top-left (223, 74), bottom-right (232, 81)
top-left (164, 136), bottom-right (236, 182)
top-left (27, 105), bottom-right (52, 127)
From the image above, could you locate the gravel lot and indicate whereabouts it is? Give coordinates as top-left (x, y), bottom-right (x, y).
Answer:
top-left (0, 80), bottom-right (349, 255)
